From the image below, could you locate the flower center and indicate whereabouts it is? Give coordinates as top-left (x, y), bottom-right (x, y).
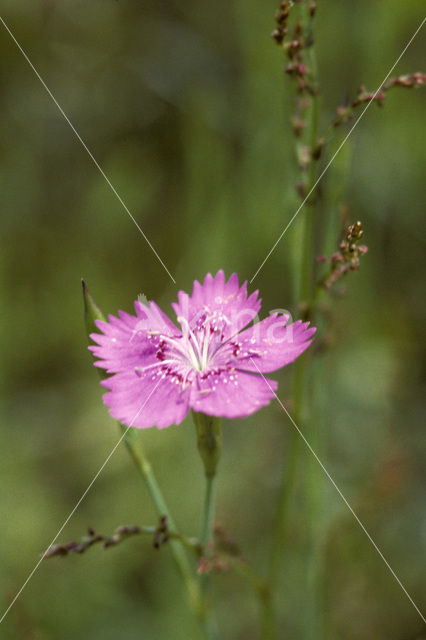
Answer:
top-left (176, 315), bottom-right (211, 371)
top-left (143, 313), bottom-right (232, 386)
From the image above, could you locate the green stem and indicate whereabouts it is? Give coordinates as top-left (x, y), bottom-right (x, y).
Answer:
top-left (191, 412), bottom-right (222, 637)
top-left (200, 474), bottom-right (217, 550)
top-left (199, 472), bottom-right (218, 609)
top-left (259, 587), bottom-right (276, 640)
top-left (260, 357), bottom-right (305, 640)
top-left (191, 411), bottom-right (221, 555)
top-left (121, 426), bottom-right (217, 639)
top-left (262, 6), bottom-right (321, 638)
top-left (297, 9), bottom-right (322, 638)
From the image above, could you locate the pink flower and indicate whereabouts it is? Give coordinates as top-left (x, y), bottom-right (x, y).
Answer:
top-left (90, 271), bottom-right (315, 429)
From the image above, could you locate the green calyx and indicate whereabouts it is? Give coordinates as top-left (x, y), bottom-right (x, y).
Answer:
top-left (191, 411), bottom-right (222, 478)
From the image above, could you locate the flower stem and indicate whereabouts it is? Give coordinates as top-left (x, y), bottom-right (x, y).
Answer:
top-left (192, 411), bottom-right (222, 554)
top-left (192, 410), bottom-right (221, 557)
top-left (121, 429), bottom-right (197, 588)
top-left (200, 474), bottom-right (217, 550)
top-left (199, 472), bottom-right (218, 610)
top-left (121, 426), bottom-right (217, 639)
top-left (192, 411), bottom-right (222, 635)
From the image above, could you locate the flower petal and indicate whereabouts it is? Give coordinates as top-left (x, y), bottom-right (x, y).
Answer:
top-left (229, 315), bottom-right (316, 373)
top-left (89, 302), bottom-right (181, 374)
top-left (134, 300), bottom-right (179, 336)
top-left (101, 368), bottom-right (190, 429)
top-left (189, 369), bottom-right (277, 418)
top-left (172, 270), bottom-right (261, 339)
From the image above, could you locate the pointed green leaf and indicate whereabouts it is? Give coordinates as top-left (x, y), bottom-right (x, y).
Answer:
top-left (81, 279), bottom-right (105, 340)
top-left (82, 280), bottom-right (109, 380)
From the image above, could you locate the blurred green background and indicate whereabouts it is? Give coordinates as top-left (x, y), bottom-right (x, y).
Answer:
top-left (0, 1), bottom-right (425, 638)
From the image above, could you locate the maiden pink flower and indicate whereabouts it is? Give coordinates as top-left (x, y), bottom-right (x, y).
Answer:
top-left (90, 271), bottom-right (315, 428)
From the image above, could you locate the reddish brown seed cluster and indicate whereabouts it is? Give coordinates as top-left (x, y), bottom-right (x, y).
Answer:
top-left (43, 524), bottom-right (144, 557)
top-left (271, 0), bottom-right (320, 196)
top-left (271, 1), bottom-right (293, 45)
top-left (333, 73), bottom-right (426, 127)
top-left (272, 1), bottom-right (317, 99)
top-left (383, 71), bottom-right (426, 90)
top-left (317, 221), bottom-right (368, 290)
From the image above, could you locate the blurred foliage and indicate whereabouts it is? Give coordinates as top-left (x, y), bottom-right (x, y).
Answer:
top-left (0, 1), bottom-right (425, 639)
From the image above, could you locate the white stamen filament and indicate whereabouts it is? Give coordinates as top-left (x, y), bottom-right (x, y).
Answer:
top-left (201, 320), bottom-right (211, 370)
top-left (134, 359), bottom-right (176, 375)
top-left (177, 316), bottom-right (206, 371)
